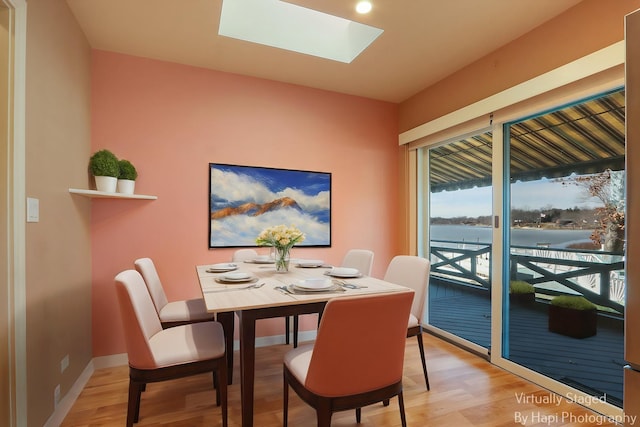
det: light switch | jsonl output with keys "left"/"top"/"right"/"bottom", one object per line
{"left": 26, "top": 197, "right": 39, "bottom": 222}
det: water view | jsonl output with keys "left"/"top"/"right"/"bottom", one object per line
{"left": 431, "top": 224, "right": 594, "bottom": 248}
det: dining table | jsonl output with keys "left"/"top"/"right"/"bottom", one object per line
{"left": 196, "top": 258, "right": 413, "bottom": 427}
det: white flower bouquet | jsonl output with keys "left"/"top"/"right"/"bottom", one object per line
{"left": 256, "top": 224, "right": 305, "bottom": 271}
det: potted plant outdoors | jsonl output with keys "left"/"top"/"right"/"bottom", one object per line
{"left": 89, "top": 149, "right": 119, "bottom": 192}
{"left": 509, "top": 280, "right": 535, "bottom": 305}
{"left": 548, "top": 295, "right": 597, "bottom": 338}
{"left": 117, "top": 159, "right": 138, "bottom": 195}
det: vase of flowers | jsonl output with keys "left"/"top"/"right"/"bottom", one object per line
{"left": 273, "top": 247, "right": 291, "bottom": 272}
{"left": 256, "top": 224, "right": 305, "bottom": 273}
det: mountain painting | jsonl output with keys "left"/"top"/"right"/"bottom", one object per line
{"left": 209, "top": 163, "right": 331, "bottom": 248}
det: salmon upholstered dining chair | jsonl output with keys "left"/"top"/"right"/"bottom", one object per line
{"left": 283, "top": 291, "right": 414, "bottom": 427}
{"left": 383, "top": 255, "right": 432, "bottom": 390}
{"left": 114, "top": 270, "right": 228, "bottom": 427}
{"left": 291, "top": 249, "right": 376, "bottom": 347}
{"left": 341, "top": 249, "right": 374, "bottom": 276}
{"left": 231, "top": 248, "right": 258, "bottom": 262}
{"left": 134, "top": 257, "right": 213, "bottom": 329}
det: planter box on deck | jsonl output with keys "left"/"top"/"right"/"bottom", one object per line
{"left": 548, "top": 305, "right": 597, "bottom": 338}
{"left": 510, "top": 293, "right": 535, "bottom": 305}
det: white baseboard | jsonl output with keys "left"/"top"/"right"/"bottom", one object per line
{"left": 253, "top": 330, "right": 317, "bottom": 349}
{"left": 43, "top": 331, "right": 318, "bottom": 425}
{"left": 43, "top": 361, "right": 95, "bottom": 427}
{"left": 92, "top": 352, "right": 129, "bottom": 369}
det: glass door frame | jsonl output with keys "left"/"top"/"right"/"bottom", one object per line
{"left": 489, "top": 109, "right": 625, "bottom": 421}
{"left": 416, "top": 94, "right": 625, "bottom": 420}
{"left": 419, "top": 128, "right": 493, "bottom": 357}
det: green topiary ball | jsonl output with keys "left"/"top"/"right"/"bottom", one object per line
{"left": 118, "top": 159, "right": 138, "bottom": 180}
{"left": 89, "top": 149, "right": 119, "bottom": 177}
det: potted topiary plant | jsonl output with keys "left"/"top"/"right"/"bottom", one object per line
{"left": 89, "top": 149, "right": 119, "bottom": 192}
{"left": 548, "top": 295, "right": 597, "bottom": 338}
{"left": 117, "top": 159, "right": 138, "bottom": 195}
{"left": 509, "top": 280, "right": 535, "bottom": 305}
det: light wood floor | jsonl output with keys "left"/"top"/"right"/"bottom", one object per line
{"left": 61, "top": 333, "right": 618, "bottom": 426}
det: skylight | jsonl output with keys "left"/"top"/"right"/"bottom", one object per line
{"left": 218, "top": 0, "right": 383, "bottom": 63}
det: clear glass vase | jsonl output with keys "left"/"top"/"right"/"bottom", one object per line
{"left": 274, "top": 247, "right": 290, "bottom": 272}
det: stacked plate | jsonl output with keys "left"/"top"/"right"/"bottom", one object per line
{"left": 291, "top": 278, "right": 335, "bottom": 292}
{"left": 296, "top": 259, "right": 325, "bottom": 268}
{"left": 215, "top": 271, "right": 256, "bottom": 284}
{"left": 251, "top": 256, "right": 274, "bottom": 264}
{"left": 325, "top": 267, "right": 361, "bottom": 278}
{"left": 206, "top": 263, "right": 238, "bottom": 273}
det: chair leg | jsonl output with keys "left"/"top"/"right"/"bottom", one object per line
{"left": 213, "top": 371, "right": 220, "bottom": 406}
{"left": 356, "top": 407, "right": 362, "bottom": 423}
{"left": 316, "top": 401, "right": 332, "bottom": 427}
{"left": 285, "top": 316, "right": 290, "bottom": 345}
{"left": 416, "top": 333, "right": 430, "bottom": 390}
{"left": 398, "top": 391, "right": 407, "bottom": 427}
{"left": 218, "top": 361, "right": 228, "bottom": 427}
{"left": 293, "top": 315, "right": 299, "bottom": 348}
{"left": 127, "top": 379, "right": 143, "bottom": 427}
{"left": 283, "top": 374, "right": 289, "bottom": 427}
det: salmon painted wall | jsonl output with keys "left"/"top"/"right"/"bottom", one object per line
{"left": 399, "top": 0, "right": 640, "bottom": 132}
{"left": 91, "top": 51, "right": 399, "bottom": 356}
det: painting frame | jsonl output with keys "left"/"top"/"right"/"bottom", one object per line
{"left": 209, "top": 163, "right": 332, "bottom": 248}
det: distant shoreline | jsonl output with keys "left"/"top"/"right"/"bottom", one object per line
{"left": 430, "top": 224, "right": 595, "bottom": 248}
{"left": 432, "top": 222, "right": 597, "bottom": 231}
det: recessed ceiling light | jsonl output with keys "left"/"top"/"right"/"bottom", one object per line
{"left": 356, "top": 1, "right": 372, "bottom": 14}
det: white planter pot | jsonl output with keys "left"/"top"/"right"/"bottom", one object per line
{"left": 117, "top": 179, "right": 136, "bottom": 195}
{"left": 94, "top": 176, "right": 117, "bottom": 193}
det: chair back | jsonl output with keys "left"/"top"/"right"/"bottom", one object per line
{"left": 114, "top": 270, "right": 163, "bottom": 369}
{"left": 341, "top": 249, "right": 374, "bottom": 276}
{"left": 383, "top": 255, "right": 431, "bottom": 321}
{"left": 305, "top": 291, "right": 414, "bottom": 396}
{"left": 134, "top": 258, "right": 169, "bottom": 315}
{"left": 232, "top": 249, "right": 258, "bottom": 262}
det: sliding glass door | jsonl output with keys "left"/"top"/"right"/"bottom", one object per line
{"left": 419, "top": 88, "right": 626, "bottom": 413}
{"left": 423, "top": 130, "right": 493, "bottom": 351}
{"left": 503, "top": 88, "right": 626, "bottom": 407}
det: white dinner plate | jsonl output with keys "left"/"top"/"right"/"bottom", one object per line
{"left": 223, "top": 272, "right": 251, "bottom": 281}
{"left": 325, "top": 267, "right": 361, "bottom": 278}
{"left": 206, "top": 263, "right": 238, "bottom": 273}
{"left": 251, "top": 257, "right": 275, "bottom": 264}
{"left": 296, "top": 259, "right": 325, "bottom": 268}
{"left": 294, "top": 278, "right": 333, "bottom": 290}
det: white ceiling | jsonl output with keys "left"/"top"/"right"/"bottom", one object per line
{"left": 66, "top": 0, "right": 583, "bottom": 103}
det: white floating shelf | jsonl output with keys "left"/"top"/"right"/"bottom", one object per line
{"left": 69, "top": 189, "right": 158, "bottom": 200}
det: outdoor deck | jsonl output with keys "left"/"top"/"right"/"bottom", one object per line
{"left": 428, "top": 278, "right": 625, "bottom": 407}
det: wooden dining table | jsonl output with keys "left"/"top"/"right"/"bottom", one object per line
{"left": 196, "top": 259, "right": 412, "bottom": 427}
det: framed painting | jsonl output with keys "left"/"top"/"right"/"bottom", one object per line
{"left": 209, "top": 163, "right": 331, "bottom": 248}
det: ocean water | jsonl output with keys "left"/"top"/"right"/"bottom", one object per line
{"left": 430, "top": 224, "right": 593, "bottom": 248}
